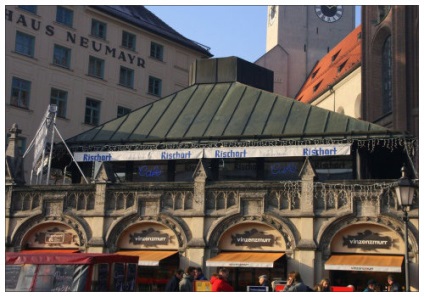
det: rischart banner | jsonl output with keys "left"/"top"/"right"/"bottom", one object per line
{"left": 73, "top": 144, "right": 351, "bottom": 162}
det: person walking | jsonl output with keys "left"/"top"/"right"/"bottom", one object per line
{"left": 211, "top": 268, "right": 234, "bottom": 292}
{"left": 164, "top": 269, "right": 184, "bottom": 292}
{"left": 282, "top": 271, "right": 309, "bottom": 292}
{"left": 363, "top": 279, "right": 376, "bottom": 292}
{"left": 179, "top": 266, "right": 196, "bottom": 292}
{"left": 387, "top": 274, "right": 401, "bottom": 292}
{"left": 194, "top": 267, "right": 208, "bottom": 280}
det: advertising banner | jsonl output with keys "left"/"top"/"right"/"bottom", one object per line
{"left": 74, "top": 144, "right": 351, "bottom": 162}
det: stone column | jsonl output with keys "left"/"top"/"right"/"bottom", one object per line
{"left": 184, "top": 160, "right": 207, "bottom": 268}
{"left": 297, "top": 158, "right": 317, "bottom": 287}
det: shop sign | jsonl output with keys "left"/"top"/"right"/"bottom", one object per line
{"left": 129, "top": 228, "right": 169, "bottom": 247}
{"left": 74, "top": 144, "right": 351, "bottom": 162}
{"left": 36, "top": 232, "right": 74, "bottom": 245}
{"left": 342, "top": 230, "right": 396, "bottom": 250}
{"left": 247, "top": 286, "right": 269, "bottom": 292}
{"left": 231, "top": 229, "right": 274, "bottom": 248}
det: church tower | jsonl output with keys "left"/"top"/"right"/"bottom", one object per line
{"left": 257, "top": 5, "right": 355, "bottom": 98}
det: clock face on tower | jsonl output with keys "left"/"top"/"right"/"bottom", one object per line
{"left": 315, "top": 5, "right": 343, "bottom": 23}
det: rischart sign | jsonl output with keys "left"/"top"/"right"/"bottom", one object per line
{"left": 231, "top": 229, "right": 275, "bottom": 248}
{"left": 74, "top": 144, "right": 351, "bottom": 162}
{"left": 342, "top": 230, "right": 396, "bottom": 251}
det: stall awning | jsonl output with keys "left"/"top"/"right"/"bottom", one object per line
{"left": 115, "top": 250, "right": 178, "bottom": 266}
{"left": 325, "top": 254, "right": 404, "bottom": 272}
{"left": 206, "top": 252, "right": 285, "bottom": 268}
{"left": 20, "top": 249, "right": 79, "bottom": 253}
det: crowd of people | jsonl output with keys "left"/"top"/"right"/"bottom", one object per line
{"left": 165, "top": 267, "right": 402, "bottom": 292}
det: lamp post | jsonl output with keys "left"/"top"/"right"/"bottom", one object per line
{"left": 393, "top": 166, "right": 416, "bottom": 292}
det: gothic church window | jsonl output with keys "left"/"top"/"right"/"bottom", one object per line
{"left": 382, "top": 35, "right": 392, "bottom": 114}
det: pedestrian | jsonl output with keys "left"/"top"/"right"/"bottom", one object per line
{"left": 282, "top": 271, "right": 310, "bottom": 292}
{"left": 194, "top": 267, "right": 208, "bottom": 280}
{"left": 258, "top": 274, "right": 271, "bottom": 291}
{"left": 314, "top": 278, "right": 331, "bottom": 292}
{"left": 387, "top": 274, "right": 401, "bottom": 292}
{"left": 211, "top": 268, "right": 234, "bottom": 292}
{"left": 164, "top": 269, "right": 184, "bottom": 292}
{"left": 179, "top": 266, "right": 196, "bottom": 292}
{"left": 363, "top": 279, "right": 376, "bottom": 292}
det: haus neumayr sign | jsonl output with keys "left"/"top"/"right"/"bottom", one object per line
{"left": 74, "top": 144, "right": 351, "bottom": 162}
{"left": 6, "top": 8, "right": 146, "bottom": 68}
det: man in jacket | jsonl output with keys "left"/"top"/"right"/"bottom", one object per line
{"left": 195, "top": 267, "right": 208, "bottom": 280}
{"left": 211, "top": 268, "right": 234, "bottom": 292}
{"left": 164, "top": 269, "right": 184, "bottom": 292}
{"left": 282, "top": 271, "right": 309, "bottom": 292}
{"left": 179, "top": 266, "right": 196, "bottom": 292}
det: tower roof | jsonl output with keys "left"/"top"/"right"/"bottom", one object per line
{"left": 295, "top": 25, "right": 362, "bottom": 103}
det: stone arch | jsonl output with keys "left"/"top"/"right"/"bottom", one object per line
{"left": 106, "top": 213, "right": 190, "bottom": 252}
{"left": 206, "top": 213, "right": 298, "bottom": 255}
{"left": 317, "top": 214, "right": 419, "bottom": 259}
{"left": 10, "top": 213, "right": 89, "bottom": 251}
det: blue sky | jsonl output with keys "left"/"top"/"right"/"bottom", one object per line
{"left": 146, "top": 6, "right": 362, "bottom": 63}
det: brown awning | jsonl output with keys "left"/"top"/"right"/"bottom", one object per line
{"left": 115, "top": 250, "right": 178, "bottom": 266}
{"left": 206, "top": 252, "right": 285, "bottom": 268}
{"left": 325, "top": 254, "right": 404, "bottom": 272}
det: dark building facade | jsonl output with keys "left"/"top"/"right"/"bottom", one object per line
{"left": 361, "top": 5, "right": 419, "bottom": 173}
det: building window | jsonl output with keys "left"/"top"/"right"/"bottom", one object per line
{"left": 53, "top": 44, "right": 71, "bottom": 68}
{"left": 117, "top": 106, "right": 131, "bottom": 118}
{"left": 85, "top": 98, "right": 101, "bottom": 125}
{"left": 382, "top": 35, "right": 392, "bottom": 114}
{"left": 122, "top": 31, "right": 136, "bottom": 51}
{"left": 11, "top": 77, "right": 31, "bottom": 109}
{"left": 50, "top": 88, "right": 68, "bottom": 118}
{"left": 148, "top": 76, "right": 162, "bottom": 97}
{"left": 5, "top": 134, "right": 27, "bottom": 155}
{"left": 150, "top": 42, "right": 164, "bottom": 61}
{"left": 91, "top": 19, "right": 107, "bottom": 39}
{"left": 15, "top": 31, "right": 35, "bottom": 57}
{"left": 119, "top": 66, "right": 134, "bottom": 88}
{"left": 88, "top": 56, "right": 105, "bottom": 79}
{"left": 56, "top": 6, "right": 73, "bottom": 27}
{"left": 18, "top": 5, "right": 37, "bottom": 14}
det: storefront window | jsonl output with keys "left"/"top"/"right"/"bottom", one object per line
{"left": 132, "top": 161, "right": 168, "bottom": 182}
{"left": 264, "top": 158, "right": 303, "bottom": 181}
{"left": 219, "top": 159, "right": 257, "bottom": 180}
{"left": 311, "top": 157, "right": 353, "bottom": 181}
{"left": 175, "top": 160, "right": 198, "bottom": 181}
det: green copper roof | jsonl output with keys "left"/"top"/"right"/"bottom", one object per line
{"left": 66, "top": 82, "right": 390, "bottom": 147}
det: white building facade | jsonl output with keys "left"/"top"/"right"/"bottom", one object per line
{"left": 5, "top": 5, "right": 212, "bottom": 181}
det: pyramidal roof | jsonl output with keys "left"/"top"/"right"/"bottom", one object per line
{"left": 296, "top": 25, "right": 362, "bottom": 103}
{"left": 66, "top": 78, "right": 391, "bottom": 150}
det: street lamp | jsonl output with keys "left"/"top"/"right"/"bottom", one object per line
{"left": 393, "top": 166, "right": 416, "bottom": 292}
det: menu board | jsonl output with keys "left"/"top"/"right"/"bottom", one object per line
{"left": 194, "top": 280, "right": 212, "bottom": 292}
{"left": 112, "top": 263, "right": 125, "bottom": 291}
{"left": 5, "top": 265, "right": 22, "bottom": 290}
{"left": 51, "top": 265, "right": 75, "bottom": 292}
{"left": 97, "top": 263, "right": 109, "bottom": 291}
{"left": 125, "top": 264, "right": 137, "bottom": 292}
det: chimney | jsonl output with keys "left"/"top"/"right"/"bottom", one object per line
{"left": 189, "top": 56, "right": 274, "bottom": 92}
